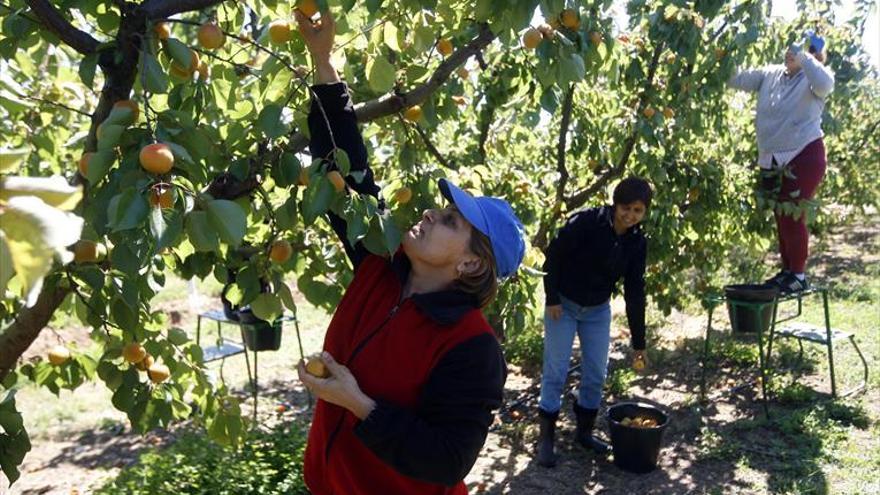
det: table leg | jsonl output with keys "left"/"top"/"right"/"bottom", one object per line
{"left": 822, "top": 290, "right": 837, "bottom": 398}
{"left": 755, "top": 305, "right": 770, "bottom": 419}
{"left": 700, "top": 306, "right": 715, "bottom": 402}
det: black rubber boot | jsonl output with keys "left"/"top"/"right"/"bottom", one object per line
{"left": 536, "top": 408, "right": 559, "bottom": 467}
{"left": 573, "top": 403, "right": 611, "bottom": 455}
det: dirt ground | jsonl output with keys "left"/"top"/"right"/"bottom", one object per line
{"left": 5, "top": 219, "right": 879, "bottom": 495}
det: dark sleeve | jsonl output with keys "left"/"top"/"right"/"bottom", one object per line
{"left": 307, "top": 82, "right": 382, "bottom": 269}
{"left": 624, "top": 236, "right": 647, "bottom": 350}
{"left": 542, "top": 212, "right": 587, "bottom": 305}
{"left": 353, "top": 333, "right": 506, "bottom": 486}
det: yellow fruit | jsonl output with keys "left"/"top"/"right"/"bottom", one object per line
{"left": 663, "top": 107, "right": 675, "bottom": 119}
{"left": 666, "top": 53, "right": 676, "bottom": 64}
{"left": 537, "top": 23, "right": 555, "bottom": 40}
{"left": 296, "top": 0, "right": 318, "bottom": 18}
{"left": 123, "top": 343, "right": 147, "bottom": 364}
{"left": 154, "top": 22, "right": 170, "bottom": 40}
{"left": 148, "top": 187, "right": 174, "bottom": 209}
{"left": 403, "top": 106, "right": 422, "bottom": 122}
{"left": 621, "top": 417, "right": 632, "bottom": 426}
{"left": 48, "top": 345, "right": 70, "bottom": 365}
{"left": 78, "top": 152, "right": 93, "bottom": 177}
{"left": 394, "top": 186, "right": 412, "bottom": 204}
{"left": 73, "top": 240, "right": 99, "bottom": 264}
{"left": 197, "top": 61, "right": 210, "bottom": 80}
{"left": 456, "top": 67, "right": 469, "bottom": 79}
{"left": 436, "top": 38, "right": 453, "bottom": 57}
{"left": 148, "top": 363, "right": 170, "bottom": 384}
{"left": 135, "top": 354, "right": 154, "bottom": 371}
{"left": 589, "top": 31, "right": 603, "bottom": 46}
{"left": 633, "top": 357, "right": 645, "bottom": 371}
{"left": 452, "top": 95, "right": 466, "bottom": 106}
{"left": 276, "top": 404, "right": 287, "bottom": 413}
{"left": 523, "top": 28, "right": 542, "bottom": 49}
{"left": 305, "top": 356, "right": 330, "bottom": 378}
{"left": 197, "top": 22, "right": 225, "bottom": 50}
{"left": 327, "top": 170, "right": 346, "bottom": 192}
{"left": 139, "top": 143, "right": 174, "bottom": 174}
{"left": 269, "top": 240, "right": 293, "bottom": 263}
{"left": 170, "top": 50, "right": 199, "bottom": 79}
{"left": 643, "top": 106, "right": 656, "bottom": 118}
{"left": 297, "top": 167, "right": 310, "bottom": 186}
{"left": 268, "top": 20, "right": 291, "bottom": 45}
{"left": 113, "top": 100, "right": 140, "bottom": 123}
{"left": 560, "top": 9, "right": 580, "bottom": 30}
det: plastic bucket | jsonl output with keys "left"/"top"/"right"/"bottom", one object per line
{"left": 724, "top": 284, "right": 779, "bottom": 334}
{"left": 607, "top": 402, "right": 670, "bottom": 473}
{"left": 239, "top": 311, "right": 283, "bottom": 351}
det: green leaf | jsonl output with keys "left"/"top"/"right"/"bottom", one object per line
{"left": 276, "top": 281, "right": 297, "bottom": 312}
{"left": 383, "top": 21, "right": 401, "bottom": 52}
{"left": 111, "top": 297, "right": 138, "bottom": 329}
{"left": 301, "top": 174, "right": 336, "bottom": 225}
{"left": 164, "top": 38, "right": 193, "bottom": 69}
{"left": 185, "top": 211, "right": 219, "bottom": 252}
{"left": 334, "top": 148, "right": 351, "bottom": 175}
{"left": 141, "top": 52, "right": 169, "bottom": 94}
{"left": 79, "top": 53, "right": 98, "bottom": 88}
{"left": 0, "top": 147, "right": 29, "bottom": 173}
{"left": 250, "top": 293, "right": 282, "bottom": 322}
{"left": 85, "top": 150, "right": 116, "bottom": 184}
{"left": 107, "top": 188, "right": 149, "bottom": 232}
{"left": 366, "top": 55, "right": 395, "bottom": 93}
{"left": 272, "top": 152, "right": 301, "bottom": 187}
{"left": 150, "top": 207, "right": 182, "bottom": 250}
{"left": 0, "top": 176, "right": 82, "bottom": 210}
{"left": 257, "top": 104, "right": 285, "bottom": 139}
{"left": 96, "top": 124, "right": 125, "bottom": 150}
{"left": 167, "top": 327, "right": 189, "bottom": 345}
{"left": 205, "top": 200, "right": 247, "bottom": 246}
{"left": 0, "top": 196, "right": 83, "bottom": 305}
{"left": 0, "top": 390, "right": 31, "bottom": 485}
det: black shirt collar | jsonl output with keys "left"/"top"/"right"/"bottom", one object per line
{"left": 390, "top": 254, "right": 480, "bottom": 326}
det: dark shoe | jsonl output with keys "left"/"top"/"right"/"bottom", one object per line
{"left": 764, "top": 270, "right": 789, "bottom": 287}
{"left": 777, "top": 273, "right": 809, "bottom": 295}
{"left": 573, "top": 403, "right": 611, "bottom": 456}
{"left": 536, "top": 408, "right": 559, "bottom": 467}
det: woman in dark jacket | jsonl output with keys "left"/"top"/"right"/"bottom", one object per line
{"left": 293, "top": 11, "right": 526, "bottom": 495}
{"left": 535, "top": 177, "right": 652, "bottom": 467}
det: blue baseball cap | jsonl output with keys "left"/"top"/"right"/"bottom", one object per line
{"left": 805, "top": 30, "right": 825, "bottom": 53}
{"left": 439, "top": 179, "right": 526, "bottom": 279}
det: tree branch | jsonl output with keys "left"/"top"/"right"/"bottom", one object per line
{"left": 25, "top": 0, "right": 100, "bottom": 54}
{"left": 142, "top": 0, "right": 226, "bottom": 19}
{"left": 414, "top": 123, "right": 456, "bottom": 169}
{"left": 0, "top": 285, "right": 70, "bottom": 382}
{"left": 564, "top": 42, "right": 665, "bottom": 210}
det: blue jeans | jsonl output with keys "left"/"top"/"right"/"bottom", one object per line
{"left": 538, "top": 296, "right": 612, "bottom": 413}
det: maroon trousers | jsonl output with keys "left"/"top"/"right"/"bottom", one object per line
{"left": 775, "top": 138, "right": 827, "bottom": 273}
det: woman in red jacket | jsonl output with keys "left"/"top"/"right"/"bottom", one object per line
{"left": 294, "top": 11, "right": 526, "bottom": 495}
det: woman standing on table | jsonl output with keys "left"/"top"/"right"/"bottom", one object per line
{"left": 293, "top": 10, "right": 526, "bottom": 495}
{"left": 535, "top": 177, "right": 652, "bottom": 468}
{"left": 728, "top": 30, "right": 834, "bottom": 294}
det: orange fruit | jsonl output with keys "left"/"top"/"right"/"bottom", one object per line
{"left": 560, "top": 9, "right": 580, "bottom": 29}
{"left": 73, "top": 240, "right": 99, "bottom": 264}
{"left": 436, "top": 38, "right": 453, "bottom": 56}
{"left": 48, "top": 345, "right": 70, "bottom": 365}
{"left": 296, "top": 0, "right": 318, "bottom": 18}
{"left": 269, "top": 240, "right": 293, "bottom": 263}
{"left": 327, "top": 170, "right": 346, "bottom": 192}
{"left": 452, "top": 95, "right": 466, "bottom": 106}
{"left": 305, "top": 356, "right": 330, "bottom": 378}
{"left": 123, "top": 343, "right": 147, "bottom": 364}
{"left": 170, "top": 50, "right": 199, "bottom": 79}
{"left": 523, "top": 28, "right": 542, "bottom": 49}
{"left": 394, "top": 187, "right": 412, "bottom": 204}
{"left": 148, "top": 363, "right": 170, "bottom": 383}
{"left": 589, "top": 31, "right": 603, "bottom": 46}
{"left": 135, "top": 354, "right": 154, "bottom": 371}
{"left": 78, "top": 152, "right": 93, "bottom": 177}
{"left": 403, "top": 106, "right": 422, "bottom": 122}
{"left": 139, "top": 143, "right": 174, "bottom": 174}
{"left": 663, "top": 107, "right": 675, "bottom": 119}
{"left": 197, "top": 22, "right": 225, "bottom": 50}
{"left": 197, "top": 61, "right": 210, "bottom": 80}
{"left": 113, "top": 99, "right": 140, "bottom": 123}
{"left": 268, "top": 20, "right": 291, "bottom": 45}
{"left": 643, "top": 106, "right": 656, "bottom": 118}
{"left": 456, "top": 67, "right": 469, "bottom": 79}
{"left": 154, "top": 22, "right": 170, "bottom": 40}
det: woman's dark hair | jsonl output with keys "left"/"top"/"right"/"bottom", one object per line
{"left": 453, "top": 229, "right": 498, "bottom": 309}
{"left": 612, "top": 176, "right": 653, "bottom": 208}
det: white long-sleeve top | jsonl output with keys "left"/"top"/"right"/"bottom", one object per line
{"left": 728, "top": 51, "right": 835, "bottom": 169}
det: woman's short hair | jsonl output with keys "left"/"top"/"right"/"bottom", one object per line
{"left": 612, "top": 176, "right": 653, "bottom": 208}
{"left": 454, "top": 229, "right": 498, "bottom": 309}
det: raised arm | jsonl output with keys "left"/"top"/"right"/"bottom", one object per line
{"left": 298, "top": 11, "right": 382, "bottom": 268}
{"left": 727, "top": 67, "right": 767, "bottom": 93}
{"left": 797, "top": 51, "right": 834, "bottom": 98}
